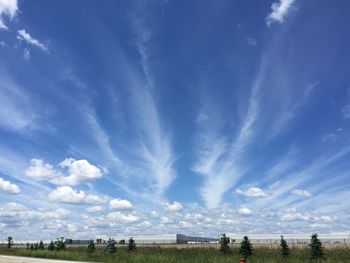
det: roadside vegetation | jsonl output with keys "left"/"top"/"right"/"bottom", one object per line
{"left": 0, "top": 234, "right": 348, "bottom": 262}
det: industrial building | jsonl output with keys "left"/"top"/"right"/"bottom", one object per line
{"left": 94, "top": 234, "right": 219, "bottom": 244}
{"left": 226, "top": 233, "right": 350, "bottom": 244}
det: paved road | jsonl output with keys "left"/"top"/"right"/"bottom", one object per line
{"left": 0, "top": 255, "right": 91, "bottom": 263}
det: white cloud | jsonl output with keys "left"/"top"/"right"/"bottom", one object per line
{"left": 164, "top": 201, "right": 183, "bottom": 212}
{"left": 280, "top": 208, "right": 310, "bottom": 221}
{"left": 266, "top": 0, "right": 296, "bottom": 26}
{"left": 0, "top": 0, "right": 18, "bottom": 30}
{"left": 107, "top": 211, "right": 139, "bottom": 223}
{"left": 23, "top": 48, "right": 30, "bottom": 61}
{"left": 109, "top": 198, "right": 134, "bottom": 210}
{"left": 291, "top": 189, "right": 312, "bottom": 198}
{"left": 25, "top": 159, "right": 60, "bottom": 181}
{"left": 0, "top": 177, "right": 20, "bottom": 194}
{"left": 194, "top": 60, "right": 265, "bottom": 208}
{"left": 236, "top": 187, "right": 268, "bottom": 198}
{"left": 160, "top": 216, "right": 173, "bottom": 224}
{"left": 238, "top": 207, "right": 253, "bottom": 216}
{"left": 342, "top": 105, "right": 350, "bottom": 119}
{"left": 0, "top": 40, "right": 6, "bottom": 46}
{"left": 17, "top": 29, "right": 48, "bottom": 52}
{"left": 25, "top": 158, "right": 103, "bottom": 186}
{"left": 48, "top": 186, "right": 105, "bottom": 204}
{"left": 85, "top": 205, "right": 104, "bottom": 213}
{"left": 55, "top": 158, "right": 103, "bottom": 186}
{"left": 247, "top": 37, "right": 257, "bottom": 46}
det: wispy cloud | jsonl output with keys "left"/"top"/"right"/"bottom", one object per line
{"left": 128, "top": 3, "right": 176, "bottom": 197}
{"left": 194, "top": 61, "right": 266, "bottom": 208}
{"left": 0, "top": 72, "right": 41, "bottom": 132}
{"left": 17, "top": 29, "right": 48, "bottom": 52}
{"left": 266, "top": 0, "right": 296, "bottom": 26}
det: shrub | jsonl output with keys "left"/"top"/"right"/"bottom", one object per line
{"left": 309, "top": 233, "right": 324, "bottom": 260}
{"left": 239, "top": 236, "right": 253, "bottom": 258}
{"left": 105, "top": 238, "right": 117, "bottom": 253}
{"left": 128, "top": 238, "right": 136, "bottom": 252}
{"left": 280, "top": 235, "right": 290, "bottom": 256}
{"left": 86, "top": 239, "right": 95, "bottom": 253}
{"left": 219, "top": 234, "right": 230, "bottom": 254}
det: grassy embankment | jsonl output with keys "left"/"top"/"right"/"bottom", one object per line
{"left": 0, "top": 246, "right": 349, "bottom": 262}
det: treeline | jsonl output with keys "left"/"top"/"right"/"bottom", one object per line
{"left": 219, "top": 233, "right": 324, "bottom": 260}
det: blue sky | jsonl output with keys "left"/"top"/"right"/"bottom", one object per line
{"left": 1, "top": 0, "right": 350, "bottom": 240}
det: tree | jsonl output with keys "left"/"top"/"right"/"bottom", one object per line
{"left": 219, "top": 234, "right": 230, "bottom": 254}
{"left": 128, "top": 238, "right": 136, "bottom": 252}
{"left": 48, "top": 241, "right": 55, "bottom": 251}
{"left": 7, "top": 237, "right": 13, "bottom": 249}
{"left": 239, "top": 236, "right": 253, "bottom": 258}
{"left": 280, "top": 236, "right": 290, "bottom": 256}
{"left": 38, "top": 240, "right": 45, "bottom": 250}
{"left": 54, "top": 237, "right": 65, "bottom": 251}
{"left": 105, "top": 238, "right": 116, "bottom": 253}
{"left": 86, "top": 239, "right": 96, "bottom": 253}
{"left": 30, "top": 243, "right": 34, "bottom": 250}
{"left": 309, "top": 233, "right": 324, "bottom": 260}
{"left": 119, "top": 239, "right": 126, "bottom": 244}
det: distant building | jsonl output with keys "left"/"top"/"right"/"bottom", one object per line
{"left": 94, "top": 234, "right": 219, "bottom": 244}
{"left": 226, "top": 233, "right": 350, "bottom": 244}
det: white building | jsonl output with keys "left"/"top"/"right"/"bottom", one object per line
{"left": 95, "top": 234, "right": 218, "bottom": 244}
{"left": 226, "top": 233, "right": 350, "bottom": 244}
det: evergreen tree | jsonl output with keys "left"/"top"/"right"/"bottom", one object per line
{"left": 7, "top": 237, "right": 13, "bottom": 249}
{"left": 30, "top": 243, "right": 34, "bottom": 250}
{"left": 48, "top": 241, "right": 55, "bottom": 251}
{"left": 119, "top": 239, "right": 125, "bottom": 244}
{"left": 26, "top": 243, "right": 30, "bottom": 250}
{"left": 54, "top": 237, "right": 66, "bottom": 251}
{"left": 309, "top": 234, "right": 324, "bottom": 260}
{"left": 239, "top": 236, "right": 253, "bottom": 258}
{"left": 86, "top": 239, "right": 96, "bottom": 253}
{"left": 105, "top": 238, "right": 117, "bottom": 253}
{"left": 280, "top": 236, "right": 290, "bottom": 256}
{"left": 219, "top": 233, "right": 230, "bottom": 254}
{"left": 128, "top": 238, "right": 136, "bottom": 251}
{"left": 38, "top": 240, "right": 45, "bottom": 250}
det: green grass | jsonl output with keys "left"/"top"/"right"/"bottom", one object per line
{"left": 0, "top": 246, "right": 349, "bottom": 262}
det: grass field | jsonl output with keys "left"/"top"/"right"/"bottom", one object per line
{"left": 0, "top": 246, "right": 349, "bottom": 263}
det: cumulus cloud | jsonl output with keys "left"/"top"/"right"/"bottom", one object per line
{"left": 0, "top": 177, "right": 20, "bottom": 194}
{"left": 55, "top": 158, "right": 103, "bottom": 186}
{"left": 164, "top": 201, "right": 183, "bottom": 212}
{"left": 17, "top": 29, "right": 48, "bottom": 52}
{"left": 238, "top": 207, "right": 253, "bottom": 216}
{"left": 109, "top": 198, "right": 134, "bottom": 210}
{"left": 266, "top": 0, "right": 295, "bottom": 26}
{"left": 236, "top": 187, "right": 268, "bottom": 198}
{"left": 291, "top": 189, "right": 312, "bottom": 198}
{"left": 0, "top": 0, "right": 18, "bottom": 30}
{"left": 107, "top": 211, "right": 139, "bottom": 223}
{"left": 48, "top": 186, "right": 105, "bottom": 204}
{"left": 280, "top": 208, "right": 310, "bottom": 221}
{"left": 25, "top": 158, "right": 103, "bottom": 186}
{"left": 25, "top": 159, "right": 61, "bottom": 181}
{"left": 85, "top": 205, "right": 105, "bottom": 213}
{"left": 160, "top": 216, "right": 173, "bottom": 224}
